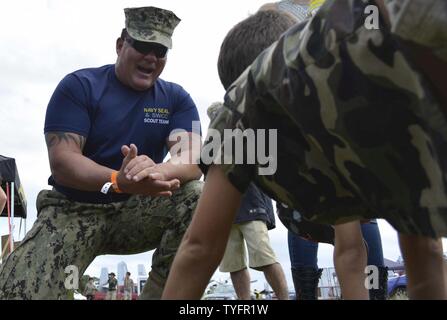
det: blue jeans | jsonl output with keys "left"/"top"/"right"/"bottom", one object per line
{"left": 361, "top": 220, "right": 385, "bottom": 267}
{"left": 288, "top": 220, "right": 384, "bottom": 269}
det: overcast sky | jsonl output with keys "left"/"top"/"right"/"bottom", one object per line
{"left": 1, "top": 0, "right": 445, "bottom": 292}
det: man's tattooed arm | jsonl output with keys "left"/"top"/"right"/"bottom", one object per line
{"left": 44, "top": 131, "right": 111, "bottom": 191}
{"left": 45, "top": 132, "right": 86, "bottom": 151}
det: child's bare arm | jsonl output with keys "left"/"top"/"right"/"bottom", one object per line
{"left": 162, "top": 165, "right": 242, "bottom": 299}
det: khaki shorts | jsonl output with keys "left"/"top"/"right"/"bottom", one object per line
{"left": 219, "top": 220, "right": 277, "bottom": 273}
{"left": 123, "top": 291, "right": 132, "bottom": 300}
{"left": 105, "top": 290, "right": 117, "bottom": 300}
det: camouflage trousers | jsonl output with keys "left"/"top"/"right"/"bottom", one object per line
{"left": 0, "top": 180, "right": 203, "bottom": 300}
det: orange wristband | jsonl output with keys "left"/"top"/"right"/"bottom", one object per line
{"left": 110, "top": 171, "right": 123, "bottom": 193}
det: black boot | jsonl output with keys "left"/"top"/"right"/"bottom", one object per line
{"left": 291, "top": 267, "right": 323, "bottom": 300}
{"left": 369, "top": 266, "right": 388, "bottom": 300}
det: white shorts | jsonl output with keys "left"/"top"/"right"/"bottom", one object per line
{"left": 219, "top": 220, "right": 277, "bottom": 273}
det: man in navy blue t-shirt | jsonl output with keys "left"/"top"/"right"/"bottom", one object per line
{"left": 0, "top": 6, "right": 202, "bottom": 300}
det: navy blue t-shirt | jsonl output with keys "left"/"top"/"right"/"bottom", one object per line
{"left": 44, "top": 64, "right": 200, "bottom": 203}
{"left": 235, "top": 183, "right": 275, "bottom": 230}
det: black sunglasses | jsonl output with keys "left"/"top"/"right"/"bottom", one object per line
{"left": 125, "top": 37, "right": 168, "bottom": 58}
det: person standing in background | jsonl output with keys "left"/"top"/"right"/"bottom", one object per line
{"left": 123, "top": 272, "right": 134, "bottom": 300}
{"left": 0, "top": 6, "right": 202, "bottom": 300}
{"left": 83, "top": 277, "right": 97, "bottom": 300}
{"left": 106, "top": 273, "right": 118, "bottom": 300}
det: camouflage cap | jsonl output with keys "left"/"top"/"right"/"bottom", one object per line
{"left": 124, "top": 6, "right": 181, "bottom": 49}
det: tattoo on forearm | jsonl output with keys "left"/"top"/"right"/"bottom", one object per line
{"left": 45, "top": 132, "right": 86, "bottom": 150}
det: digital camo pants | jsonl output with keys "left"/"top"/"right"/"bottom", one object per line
{"left": 0, "top": 180, "right": 202, "bottom": 300}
